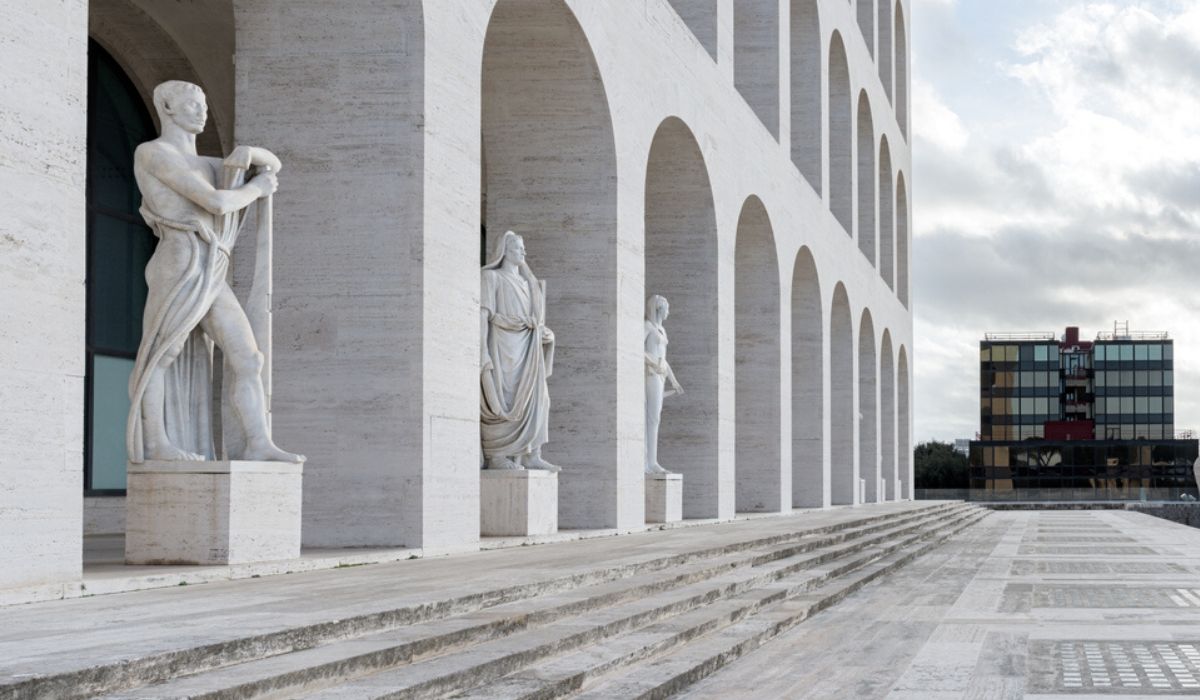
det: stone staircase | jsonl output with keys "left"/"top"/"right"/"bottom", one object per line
{"left": 10, "top": 502, "right": 986, "bottom": 700}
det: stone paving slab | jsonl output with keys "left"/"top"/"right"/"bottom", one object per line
{"left": 678, "top": 509, "right": 1200, "bottom": 699}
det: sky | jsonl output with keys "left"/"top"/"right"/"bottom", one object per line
{"left": 910, "top": 0, "right": 1200, "bottom": 443}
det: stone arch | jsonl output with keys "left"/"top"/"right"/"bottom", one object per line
{"left": 482, "top": 0, "right": 620, "bottom": 528}
{"left": 790, "top": 0, "right": 821, "bottom": 192}
{"left": 878, "top": 0, "right": 893, "bottom": 101}
{"left": 89, "top": 0, "right": 233, "bottom": 155}
{"left": 896, "top": 1, "right": 908, "bottom": 137}
{"left": 897, "top": 171, "right": 909, "bottom": 307}
{"left": 880, "top": 330, "right": 896, "bottom": 500}
{"left": 858, "top": 309, "right": 878, "bottom": 502}
{"left": 828, "top": 32, "right": 852, "bottom": 234}
{"left": 735, "top": 196, "right": 784, "bottom": 512}
{"left": 898, "top": 345, "right": 911, "bottom": 498}
{"left": 857, "top": 91, "right": 876, "bottom": 265}
{"left": 791, "top": 247, "right": 823, "bottom": 507}
{"left": 645, "top": 117, "right": 722, "bottom": 519}
{"left": 879, "top": 136, "right": 894, "bottom": 289}
{"left": 734, "top": 0, "right": 781, "bottom": 138}
{"left": 857, "top": 0, "right": 875, "bottom": 57}
{"left": 667, "top": 0, "right": 719, "bottom": 60}
{"left": 830, "top": 283, "right": 855, "bottom": 504}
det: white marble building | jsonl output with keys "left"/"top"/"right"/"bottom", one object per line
{"left": 0, "top": 0, "right": 912, "bottom": 598}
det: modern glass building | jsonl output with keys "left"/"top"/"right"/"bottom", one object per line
{"left": 969, "top": 326, "right": 1198, "bottom": 501}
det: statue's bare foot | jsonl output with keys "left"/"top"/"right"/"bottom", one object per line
{"left": 525, "top": 452, "right": 561, "bottom": 473}
{"left": 144, "top": 442, "right": 205, "bottom": 462}
{"left": 486, "top": 456, "right": 522, "bottom": 470}
{"left": 645, "top": 462, "right": 672, "bottom": 476}
{"left": 245, "top": 440, "right": 306, "bottom": 463}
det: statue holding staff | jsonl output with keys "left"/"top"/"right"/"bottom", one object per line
{"left": 645, "top": 295, "right": 684, "bottom": 475}
{"left": 127, "top": 80, "right": 302, "bottom": 464}
{"left": 480, "top": 231, "right": 560, "bottom": 472}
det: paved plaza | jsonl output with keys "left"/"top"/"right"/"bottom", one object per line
{"left": 1, "top": 504, "right": 1198, "bottom": 698}
{"left": 685, "top": 509, "right": 1200, "bottom": 698}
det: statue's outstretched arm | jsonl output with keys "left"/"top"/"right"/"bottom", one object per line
{"left": 138, "top": 145, "right": 275, "bottom": 216}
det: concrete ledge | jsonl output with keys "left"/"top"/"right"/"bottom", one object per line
{"left": 645, "top": 473, "right": 683, "bottom": 523}
{"left": 481, "top": 469, "right": 558, "bottom": 537}
{"left": 125, "top": 461, "right": 303, "bottom": 566}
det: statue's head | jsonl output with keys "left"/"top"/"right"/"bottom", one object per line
{"left": 501, "top": 230, "right": 526, "bottom": 265}
{"left": 647, "top": 295, "right": 669, "bottom": 324}
{"left": 153, "top": 81, "right": 207, "bottom": 135}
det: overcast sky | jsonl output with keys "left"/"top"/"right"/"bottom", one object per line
{"left": 911, "top": 0, "right": 1200, "bottom": 443}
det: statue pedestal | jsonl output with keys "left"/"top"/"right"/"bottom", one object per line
{"left": 125, "top": 461, "right": 303, "bottom": 565}
{"left": 480, "top": 469, "right": 558, "bottom": 537}
{"left": 645, "top": 473, "right": 683, "bottom": 523}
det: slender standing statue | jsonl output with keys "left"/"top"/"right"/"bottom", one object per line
{"left": 645, "top": 295, "right": 684, "bottom": 475}
{"left": 480, "top": 231, "right": 560, "bottom": 472}
{"left": 127, "top": 80, "right": 303, "bottom": 464}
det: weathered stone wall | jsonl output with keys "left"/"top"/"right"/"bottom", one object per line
{"left": 0, "top": 0, "right": 88, "bottom": 595}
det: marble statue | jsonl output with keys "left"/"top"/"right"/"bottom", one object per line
{"left": 480, "top": 231, "right": 560, "bottom": 472}
{"left": 645, "top": 295, "right": 684, "bottom": 475}
{"left": 126, "top": 80, "right": 303, "bottom": 464}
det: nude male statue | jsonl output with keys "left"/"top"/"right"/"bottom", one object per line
{"left": 126, "top": 80, "right": 303, "bottom": 464}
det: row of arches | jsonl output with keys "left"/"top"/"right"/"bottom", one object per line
{"left": 480, "top": 0, "right": 912, "bottom": 517}
{"left": 830, "top": 32, "right": 911, "bottom": 307}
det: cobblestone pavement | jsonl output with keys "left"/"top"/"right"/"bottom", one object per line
{"left": 679, "top": 509, "right": 1200, "bottom": 699}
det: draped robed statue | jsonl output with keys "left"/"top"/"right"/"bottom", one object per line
{"left": 480, "top": 231, "right": 561, "bottom": 472}
{"left": 127, "top": 80, "right": 303, "bottom": 464}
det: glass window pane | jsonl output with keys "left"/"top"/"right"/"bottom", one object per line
{"left": 1166, "top": 397, "right": 1174, "bottom": 413}
{"left": 1035, "top": 398, "right": 1048, "bottom": 414}
{"left": 1035, "top": 345, "right": 1048, "bottom": 362}
{"left": 1165, "top": 371, "right": 1174, "bottom": 386}
{"left": 1121, "top": 371, "right": 1133, "bottom": 387}
{"left": 1120, "top": 345, "right": 1134, "bottom": 361}
{"left": 1149, "top": 371, "right": 1162, "bottom": 386}
{"left": 1021, "top": 371, "right": 1034, "bottom": 388}
{"left": 1121, "top": 397, "right": 1134, "bottom": 414}
{"left": 1006, "top": 346, "right": 1019, "bottom": 362}
{"left": 1020, "top": 345, "right": 1034, "bottom": 362}
{"left": 1136, "top": 370, "right": 1148, "bottom": 387}
{"left": 1108, "top": 397, "right": 1121, "bottom": 414}
{"left": 1135, "top": 397, "right": 1148, "bottom": 414}
{"left": 1150, "top": 396, "right": 1163, "bottom": 413}
{"left": 1135, "top": 344, "right": 1149, "bottom": 361}
{"left": 1149, "top": 344, "right": 1162, "bottom": 361}
{"left": 1165, "top": 344, "right": 1174, "bottom": 360}
{"left": 981, "top": 346, "right": 992, "bottom": 362}
{"left": 89, "top": 355, "right": 133, "bottom": 490}
{"left": 1095, "top": 372, "right": 1106, "bottom": 387}
{"left": 1021, "top": 398, "right": 1034, "bottom": 414}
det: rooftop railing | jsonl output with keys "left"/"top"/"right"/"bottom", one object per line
{"left": 1095, "top": 330, "right": 1170, "bottom": 341}
{"left": 983, "top": 332, "right": 1057, "bottom": 342}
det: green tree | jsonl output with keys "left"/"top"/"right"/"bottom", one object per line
{"left": 914, "top": 441, "right": 969, "bottom": 490}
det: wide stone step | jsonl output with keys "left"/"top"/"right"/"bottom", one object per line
{"left": 277, "top": 507, "right": 979, "bottom": 700}
{"left": 569, "top": 509, "right": 989, "bottom": 700}
{"left": 2, "top": 504, "right": 964, "bottom": 700}
{"left": 101, "top": 505, "right": 972, "bottom": 700}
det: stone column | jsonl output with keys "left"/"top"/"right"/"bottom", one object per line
{"left": 0, "top": 0, "right": 87, "bottom": 596}
{"left": 233, "top": 1, "right": 480, "bottom": 553}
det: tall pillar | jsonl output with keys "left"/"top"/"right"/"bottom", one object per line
{"left": 0, "top": 0, "right": 88, "bottom": 595}
{"left": 234, "top": 1, "right": 480, "bottom": 552}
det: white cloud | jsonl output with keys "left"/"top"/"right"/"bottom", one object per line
{"left": 913, "top": 0, "right": 1200, "bottom": 442}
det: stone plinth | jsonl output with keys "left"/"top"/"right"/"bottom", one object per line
{"left": 645, "top": 473, "right": 683, "bottom": 523}
{"left": 480, "top": 470, "right": 558, "bottom": 537}
{"left": 125, "top": 461, "right": 303, "bottom": 565}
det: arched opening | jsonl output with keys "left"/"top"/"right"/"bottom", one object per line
{"left": 857, "top": 0, "right": 875, "bottom": 57}
{"left": 857, "top": 91, "right": 876, "bottom": 265}
{"left": 667, "top": 0, "right": 719, "bottom": 60}
{"left": 858, "top": 310, "right": 878, "bottom": 502}
{"left": 828, "top": 32, "right": 852, "bottom": 234}
{"left": 896, "top": 1, "right": 908, "bottom": 138}
{"left": 897, "top": 172, "right": 909, "bottom": 307}
{"left": 878, "top": 0, "right": 893, "bottom": 101}
{"left": 734, "top": 0, "right": 781, "bottom": 138}
{"left": 879, "top": 136, "right": 894, "bottom": 289}
{"left": 898, "top": 345, "right": 911, "bottom": 498}
{"left": 735, "top": 197, "right": 784, "bottom": 512}
{"left": 84, "top": 39, "right": 158, "bottom": 499}
{"left": 482, "top": 0, "right": 620, "bottom": 528}
{"left": 644, "top": 117, "right": 723, "bottom": 519}
{"left": 830, "top": 284, "right": 855, "bottom": 504}
{"left": 880, "top": 331, "right": 896, "bottom": 500}
{"left": 791, "top": 248, "right": 824, "bottom": 508}
{"left": 789, "top": 0, "right": 821, "bottom": 192}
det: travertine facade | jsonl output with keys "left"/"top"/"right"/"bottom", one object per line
{"left": 0, "top": 0, "right": 913, "bottom": 598}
